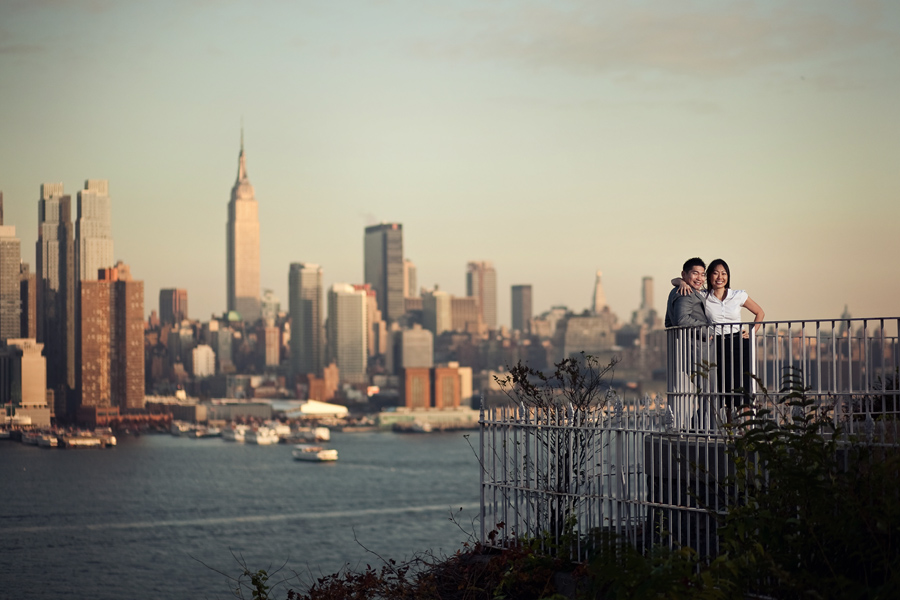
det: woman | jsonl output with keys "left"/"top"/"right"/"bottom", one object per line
{"left": 703, "top": 259, "right": 765, "bottom": 414}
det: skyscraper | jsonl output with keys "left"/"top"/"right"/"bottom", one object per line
{"left": 422, "top": 288, "right": 451, "bottom": 336}
{"left": 289, "top": 263, "right": 323, "bottom": 378}
{"left": 227, "top": 132, "right": 261, "bottom": 323}
{"left": 75, "top": 180, "right": 114, "bottom": 283}
{"left": 36, "top": 183, "right": 76, "bottom": 395}
{"left": 389, "top": 325, "right": 433, "bottom": 375}
{"left": 79, "top": 262, "right": 144, "bottom": 414}
{"left": 466, "top": 261, "right": 497, "bottom": 330}
{"left": 0, "top": 206, "right": 21, "bottom": 341}
{"left": 159, "top": 288, "right": 188, "bottom": 326}
{"left": 352, "top": 284, "right": 387, "bottom": 358}
{"left": 19, "top": 263, "right": 36, "bottom": 339}
{"left": 631, "top": 276, "right": 658, "bottom": 329}
{"left": 364, "top": 223, "right": 404, "bottom": 323}
{"left": 511, "top": 284, "right": 533, "bottom": 334}
{"left": 326, "top": 283, "right": 368, "bottom": 384}
{"left": 403, "top": 259, "right": 417, "bottom": 298}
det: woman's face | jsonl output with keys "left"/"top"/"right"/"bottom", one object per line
{"left": 710, "top": 265, "right": 729, "bottom": 290}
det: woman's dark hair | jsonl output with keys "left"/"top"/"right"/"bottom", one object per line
{"left": 706, "top": 258, "right": 731, "bottom": 292}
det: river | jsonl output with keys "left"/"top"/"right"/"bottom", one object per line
{"left": 0, "top": 430, "right": 482, "bottom": 599}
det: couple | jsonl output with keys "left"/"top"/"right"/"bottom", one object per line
{"left": 665, "top": 257, "right": 765, "bottom": 427}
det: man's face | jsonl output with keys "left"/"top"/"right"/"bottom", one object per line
{"left": 682, "top": 266, "right": 705, "bottom": 291}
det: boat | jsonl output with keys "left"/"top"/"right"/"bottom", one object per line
{"left": 222, "top": 424, "right": 249, "bottom": 443}
{"left": 392, "top": 421, "right": 433, "bottom": 433}
{"left": 170, "top": 421, "right": 192, "bottom": 436}
{"left": 60, "top": 435, "right": 103, "bottom": 448}
{"left": 22, "top": 431, "right": 42, "bottom": 445}
{"left": 245, "top": 426, "right": 279, "bottom": 445}
{"left": 285, "top": 426, "right": 331, "bottom": 444}
{"left": 292, "top": 444, "right": 338, "bottom": 462}
{"left": 192, "top": 425, "right": 222, "bottom": 438}
{"left": 38, "top": 434, "right": 59, "bottom": 448}
{"left": 264, "top": 421, "right": 292, "bottom": 439}
{"left": 186, "top": 425, "right": 222, "bottom": 438}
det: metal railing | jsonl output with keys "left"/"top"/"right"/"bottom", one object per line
{"left": 479, "top": 317, "right": 900, "bottom": 560}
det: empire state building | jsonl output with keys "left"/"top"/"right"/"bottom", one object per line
{"left": 226, "top": 133, "right": 261, "bottom": 323}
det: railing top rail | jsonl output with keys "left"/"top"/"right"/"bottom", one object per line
{"left": 665, "top": 316, "right": 900, "bottom": 329}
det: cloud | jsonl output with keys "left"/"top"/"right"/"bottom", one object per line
{"left": 424, "top": 1, "right": 900, "bottom": 80}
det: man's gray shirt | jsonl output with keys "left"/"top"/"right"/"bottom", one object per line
{"left": 664, "top": 287, "right": 707, "bottom": 328}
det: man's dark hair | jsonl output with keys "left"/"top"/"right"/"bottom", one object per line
{"left": 682, "top": 257, "right": 705, "bottom": 272}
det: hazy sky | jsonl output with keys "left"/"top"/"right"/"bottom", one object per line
{"left": 2, "top": 0, "right": 899, "bottom": 328}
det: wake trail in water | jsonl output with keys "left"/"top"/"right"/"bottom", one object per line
{"left": 6, "top": 502, "right": 481, "bottom": 534}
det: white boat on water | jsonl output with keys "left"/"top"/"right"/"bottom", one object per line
{"left": 38, "top": 434, "right": 58, "bottom": 448}
{"left": 285, "top": 426, "right": 331, "bottom": 443}
{"left": 94, "top": 428, "right": 117, "bottom": 446}
{"left": 170, "top": 421, "right": 192, "bottom": 436}
{"left": 292, "top": 444, "right": 338, "bottom": 462}
{"left": 245, "top": 426, "right": 279, "bottom": 445}
{"left": 60, "top": 435, "right": 103, "bottom": 448}
{"left": 189, "top": 425, "right": 222, "bottom": 438}
{"left": 265, "top": 421, "right": 292, "bottom": 439}
{"left": 222, "top": 424, "right": 249, "bottom": 443}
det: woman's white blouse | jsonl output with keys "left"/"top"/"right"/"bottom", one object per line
{"left": 704, "top": 289, "right": 749, "bottom": 336}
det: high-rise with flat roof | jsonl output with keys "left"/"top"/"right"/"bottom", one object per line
{"left": 352, "top": 284, "right": 387, "bottom": 358}
{"left": 466, "top": 261, "right": 497, "bottom": 330}
{"left": 422, "top": 288, "right": 451, "bottom": 336}
{"left": 19, "top": 263, "right": 36, "bottom": 339}
{"left": 364, "top": 223, "right": 404, "bottom": 323}
{"left": 0, "top": 338, "right": 51, "bottom": 428}
{"left": 511, "top": 284, "right": 533, "bottom": 334}
{"left": 78, "top": 262, "right": 144, "bottom": 415}
{"left": 159, "top": 288, "right": 188, "bottom": 326}
{"left": 389, "top": 325, "right": 433, "bottom": 375}
{"left": 403, "top": 259, "right": 417, "bottom": 298}
{"left": 326, "top": 283, "right": 368, "bottom": 384}
{"left": 0, "top": 194, "right": 21, "bottom": 341}
{"left": 227, "top": 133, "right": 261, "bottom": 323}
{"left": 289, "top": 263, "right": 323, "bottom": 379}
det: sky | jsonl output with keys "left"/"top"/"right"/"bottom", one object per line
{"left": 2, "top": 0, "right": 899, "bottom": 329}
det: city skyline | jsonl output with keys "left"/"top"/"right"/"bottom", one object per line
{"left": 1, "top": 1, "right": 898, "bottom": 327}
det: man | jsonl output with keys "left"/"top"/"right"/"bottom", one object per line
{"left": 665, "top": 257, "right": 708, "bottom": 431}
{"left": 664, "top": 257, "right": 707, "bottom": 327}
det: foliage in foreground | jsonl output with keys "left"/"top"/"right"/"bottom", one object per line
{"left": 230, "top": 367, "right": 900, "bottom": 600}
{"left": 585, "top": 368, "right": 900, "bottom": 599}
